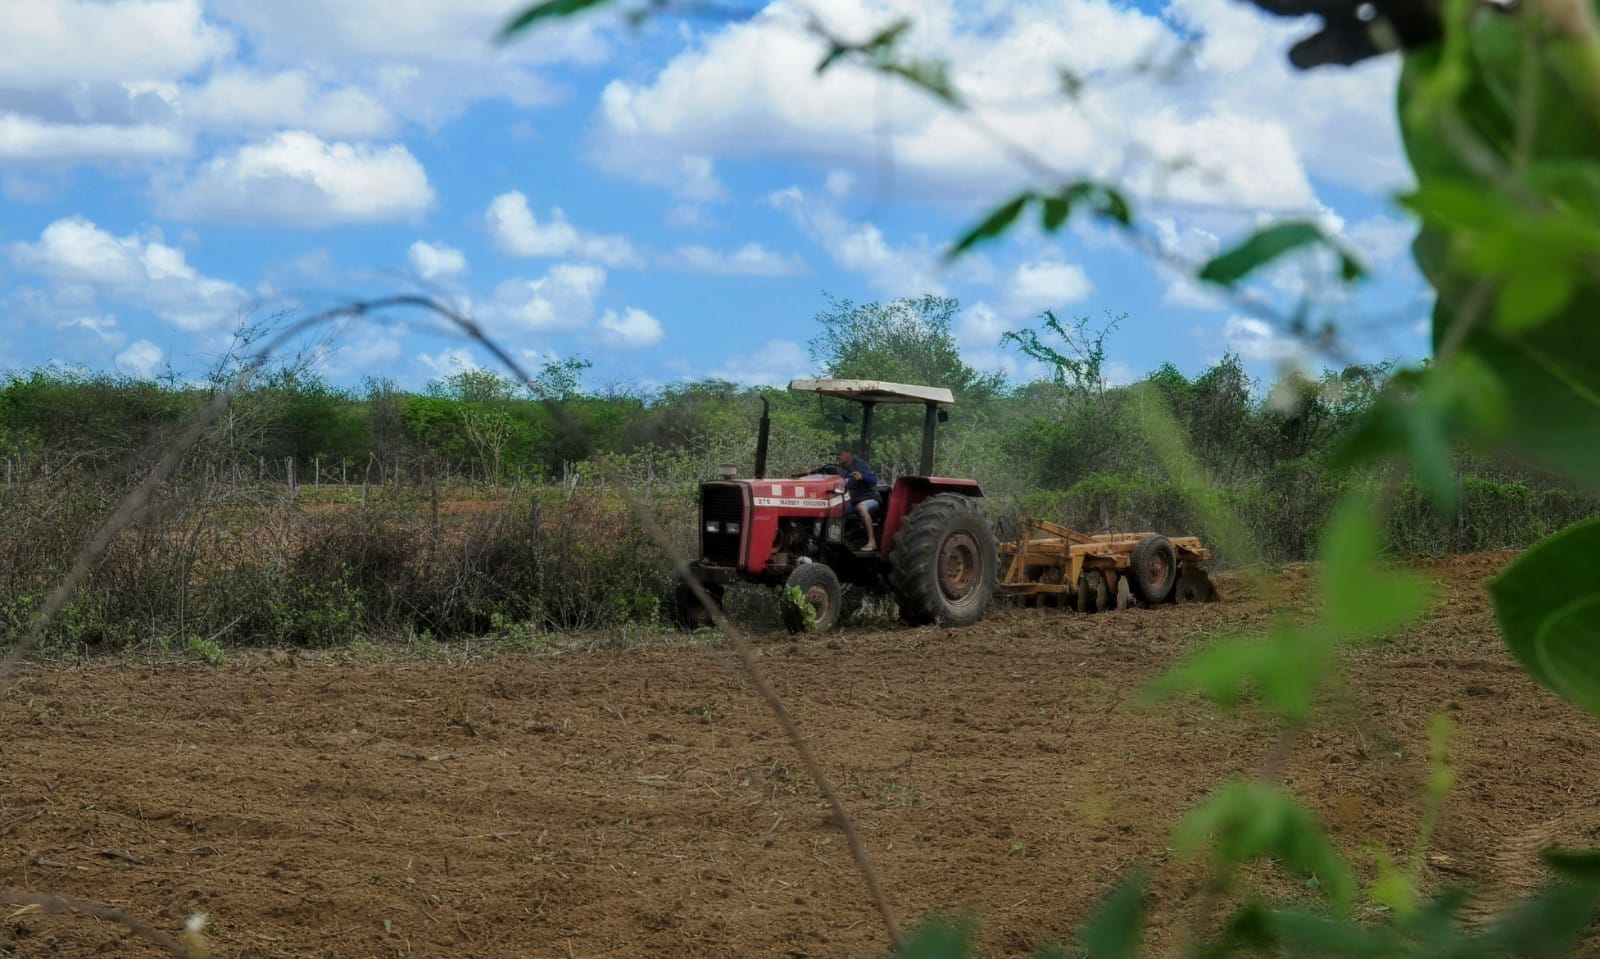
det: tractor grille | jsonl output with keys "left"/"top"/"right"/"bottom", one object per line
{"left": 700, "top": 483, "right": 747, "bottom": 566}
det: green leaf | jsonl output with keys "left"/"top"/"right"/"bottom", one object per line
{"left": 1078, "top": 871, "right": 1146, "bottom": 959}
{"left": 1070, "top": 183, "right": 1133, "bottom": 226}
{"left": 1041, "top": 196, "right": 1071, "bottom": 232}
{"left": 1336, "top": 249, "right": 1366, "bottom": 282}
{"left": 816, "top": 42, "right": 849, "bottom": 74}
{"left": 1369, "top": 846, "right": 1419, "bottom": 916}
{"left": 1176, "top": 781, "right": 1356, "bottom": 914}
{"left": 1471, "top": 880, "right": 1600, "bottom": 957}
{"left": 1489, "top": 518, "right": 1600, "bottom": 718}
{"left": 1139, "top": 624, "right": 1332, "bottom": 723}
{"left": 1541, "top": 847, "right": 1600, "bottom": 882}
{"left": 499, "top": 0, "right": 614, "bottom": 40}
{"left": 1255, "top": 908, "right": 1385, "bottom": 955}
{"left": 1317, "top": 495, "right": 1432, "bottom": 642}
{"left": 865, "top": 19, "right": 913, "bottom": 52}
{"left": 1495, "top": 266, "right": 1578, "bottom": 332}
{"left": 1144, "top": 495, "right": 1430, "bottom": 723}
{"left": 1526, "top": 161, "right": 1600, "bottom": 221}
{"left": 947, "top": 193, "right": 1033, "bottom": 260}
{"left": 1453, "top": 314, "right": 1600, "bottom": 490}
{"left": 1035, "top": 183, "right": 1133, "bottom": 234}
{"left": 881, "top": 60, "right": 963, "bottom": 106}
{"left": 1105, "top": 193, "right": 1131, "bottom": 226}
{"left": 1199, "top": 222, "right": 1357, "bottom": 288}
{"left": 1401, "top": 179, "right": 1520, "bottom": 231}
{"left": 897, "top": 915, "right": 975, "bottom": 959}
{"left": 1329, "top": 358, "right": 1509, "bottom": 509}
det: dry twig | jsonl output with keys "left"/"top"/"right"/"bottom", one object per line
{"left": 1, "top": 889, "right": 196, "bottom": 957}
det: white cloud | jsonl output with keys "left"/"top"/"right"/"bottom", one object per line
{"left": 675, "top": 155, "right": 727, "bottom": 203}
{"left": 0, "top": 0, "right": 232, "bottom": 90}
{"left": 1346, "top": 214, "right": 1418, "bottom": 270}
{"left": 114, "top": 339, "right": 165, "bottom": 378}
{"left": 1223, "top": 314, "right": 1305, "bottom": 364}
{"left": 592, "top": 0, "right": 1404, "bottom": 211}
{"left": 769, "top": 185, "right": 944, "bottom": 296}
{"left": 487, "top": 263, "right": 607, "bottom": 334}
{"left": 418, "top": 346, "right": 482, "bottom": 378}
{"left": 825, "top": 170, "right": 856, "bottom": 200}
{"left": 61, "top": 314, "right": 127, "bottom": 347}
{"left": 408, "top": 240, "right": 468, "bottom": 280}
{"left": 957, "top": 301, "right": 1009, "bottom": 348}
{"left": 485, "top": 191, "right": 640, "bottom": 267}
{"left": 667, "top": 243, "right": 806, "bottom": 276}
{"left": 707, "top": 339, "right": 808, "bottom": 386}
{"left": 0, "top": 113, "right": 188, "bottom": 162}
{"left": 1154, "top": 217, "right": 1225, "bottom": 309}
{"left": 160, "top": 131, "right": 434, "bottom": 227}
{"left": 182, "top": 69, "right": 397, "bottom": 139}
{"left": 211, "top": 0, "right": 609, "bottom": 70}
{"left": 11, "top": 215, "right": 247, "bottom": 330}
{"left": 1008, "top": 258, "right": 1093, "bottom": 314}
{"left": 598, "top": 307, "right": 664, "bottom": 349}
{"left": 317, "top": 333, "right": 404, "bottom": 379}
{"left": 0, "top": 0, "right": 618, "bottom": 172}
{"left": 210, "top": 0, "right": 613, "bottom": 127}
{"left": 955, "top": 300, "right": 1042, "bottom": 381}
{"left": 1126, "top": 111, "right": 1313, "bottom": 210}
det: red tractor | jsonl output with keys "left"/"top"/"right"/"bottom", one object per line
{"left": 672, "top": 379, "right": 998, "bottom": 631}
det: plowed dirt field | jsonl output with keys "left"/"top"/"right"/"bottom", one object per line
{"left": 4, "top": 552, "right": 1598, "bottom": 958}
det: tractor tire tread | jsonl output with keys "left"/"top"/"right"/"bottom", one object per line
{"left": 888, "top": 493, "right": 997, "bottom": 627}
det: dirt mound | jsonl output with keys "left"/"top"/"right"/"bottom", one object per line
{"left": 2, "top": 551, "right": 1591, "bottom": 957}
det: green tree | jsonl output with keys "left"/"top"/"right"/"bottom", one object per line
{"left": 808, "top": 294, "right": 1005, "bottom": 402}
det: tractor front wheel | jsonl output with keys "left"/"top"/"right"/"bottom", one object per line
{"left": 889, "top": 494, "right": 997, "bottom": 627}
{"left": 784, "top": 563, "right": 842, "bottom": 633}
{"left": 671, "top": 576, "right": 724, "bottom": 630}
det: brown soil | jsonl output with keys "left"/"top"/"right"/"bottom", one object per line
{"left": 3, "top": 551, "right": 1596, "bottom": 958}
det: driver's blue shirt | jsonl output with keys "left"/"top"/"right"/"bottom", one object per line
{"left": 822, "top": 458, "right": 879, "bottom": 505}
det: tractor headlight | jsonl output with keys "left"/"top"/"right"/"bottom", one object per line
{"left": 705, "top": 520, "right": 721, "bottom": 533}
{"left": 725, "top": 522, "right": 740, "bottom": 535}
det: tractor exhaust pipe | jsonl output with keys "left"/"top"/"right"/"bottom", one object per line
{"left": 754, "top": 394, "right": 770, "bottom": 478}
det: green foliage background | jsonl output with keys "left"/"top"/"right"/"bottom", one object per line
{"left": 0, "top": 291, "right": 1591, "bottom": 657}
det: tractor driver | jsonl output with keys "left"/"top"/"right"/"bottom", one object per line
{"left": 823, "top": 447, "right": 881, "bottom": 551}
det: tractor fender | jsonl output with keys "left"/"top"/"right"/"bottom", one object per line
{"left": 881, "top": 477, "right": 983, "bottom": 555}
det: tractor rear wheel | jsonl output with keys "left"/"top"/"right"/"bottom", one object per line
{"left": 1129, "top": 534, "right": 1178, "bottom": 604}
{"left": 889, "top": 494, "right": 997, "bottom": 627}
{"left": 784, "top": 563, "right": 841, "bottom": 633}
{"left": 671, "top": 576, "right": 724, "bottom": 630}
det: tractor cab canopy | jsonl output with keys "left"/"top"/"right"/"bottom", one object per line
{"left": 787, "top": 379, "right": 955, "bottom": 407}
{"left": 787, "top": 378, "right": 953, "bottom": 476}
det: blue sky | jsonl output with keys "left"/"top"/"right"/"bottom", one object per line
{"left": 0, "top": 0, "right": 1428, "bottom": 394}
